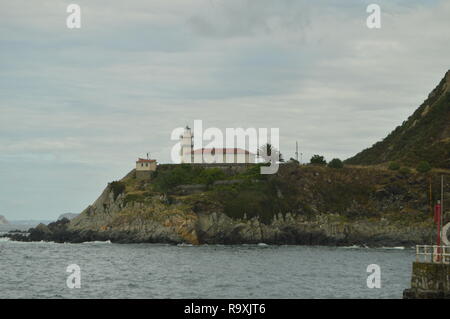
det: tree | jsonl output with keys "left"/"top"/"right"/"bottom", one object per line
{"left": 310, "top": 155, "right": 326, "bottom": 165}
{"left": 152, "top": 165, "right": 195, "bottom": 192}
{"left": 258, "top": 143, "right": 284, "bottom": 163}
{"left": 416, "top": 161, "right": 432, "bottom": 173}
{"left": 328, "top": 158, "right": 344, "bottom": 169}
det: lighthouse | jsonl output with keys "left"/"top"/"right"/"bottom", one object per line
{"left": 180, "top": 125, "right": 193, "bottom": 163}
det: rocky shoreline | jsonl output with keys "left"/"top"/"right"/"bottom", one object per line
{"left": 3, "top": 211, "right": 433, "bottom": 247}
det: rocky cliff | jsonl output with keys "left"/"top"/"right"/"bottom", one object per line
{"left": 8, "top": 163, "right": 448, "bottom": 246}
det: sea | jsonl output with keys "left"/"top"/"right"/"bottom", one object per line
{"left": 0, "top": 224, "right": 414, "bottom": 299}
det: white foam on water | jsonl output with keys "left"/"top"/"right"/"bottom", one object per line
{"left": 81, "top": 240, "right": 112, "bottom": 244}
{"left": 257, "top": 243, "right": 268, "bottom": 246}
{"left": 381, "top": 246, "right": 405, "bottom": 250}
{"left": 341, "top": 245, "right": 362, "bottom": 249}
{"left": 2, "top": 239, "right": 57, "bottom": 244}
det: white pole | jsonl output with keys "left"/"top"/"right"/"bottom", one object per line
{"left": 441, "top": 175, "right": 444, "bottom": 248}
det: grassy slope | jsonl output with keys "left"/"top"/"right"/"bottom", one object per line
{"left": 115, "top": 163, "right": 447, "bottom": 228}
{"left": 345, "top": 70, "right": 450, "bottom": 169}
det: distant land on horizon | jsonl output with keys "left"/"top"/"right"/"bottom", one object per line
{"left": 57, "top": 213, "right": 79, "bottom": 221}
{"left": 7, "top": 219, "right": 53, "bottom": 226}
{"left": 0, "top": 215, "right": 9, "bottom": 225}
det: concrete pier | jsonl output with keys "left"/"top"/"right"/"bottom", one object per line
{"left": 403, "top": 262, "right": 450, "bottom": 299}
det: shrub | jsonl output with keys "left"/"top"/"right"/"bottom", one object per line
{"left": 123, "top": 193, "right": 146, "bottom": 205}
{"left": 399, "top": 167, "right": 411, "bottom": 175}
{"left": 310, "top": 155, "right": 327, "bottom": 165}
{"left": 388, "top": 162, "right": 400, "bottom": 171}
{"left": 211, "top": 181, "right": 294, "bottom": 224}
{"left": 110, "top": 181, "right": 126, "bottom": 200}
{"left": 195, "top": 168, "right": 226, "bottom": 186}
{"left": 238, "top": 164, "right": 268, "bottom": 180}
{"left": 153, "top": 165, "right": 228, "bottom": 192}
{"left": 416, "top": 161, "right": 432, "bottom": 173}
{"left": 328, "top": 158, "right": 344, "bottom": 169}
{"left": 152, "top": 165, "right": 196, "bottom": 192}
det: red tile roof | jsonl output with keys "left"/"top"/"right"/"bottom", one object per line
{"left": 186, "top": 148, "right": 253, "bottom": 155}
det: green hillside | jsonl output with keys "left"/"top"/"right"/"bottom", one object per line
{"left": 346, "top": 70, "right": 450, "bottom": 169}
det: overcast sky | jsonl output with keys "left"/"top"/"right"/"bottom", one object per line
{"left": 1, "top": 0, "right": 449, "bottom": 220}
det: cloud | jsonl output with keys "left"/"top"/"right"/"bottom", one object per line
{"left": 187, "top": 0, "right": 312, "bottom": 38}
{"left": 0, "top": 0, "right": 449, "bottom": 219}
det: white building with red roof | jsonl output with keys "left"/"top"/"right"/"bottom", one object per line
{"left": 136, "top": 158, "right": 157, "bottom": 171}
{"left": 179, "top": 126, "right": 256, "bottom": 164}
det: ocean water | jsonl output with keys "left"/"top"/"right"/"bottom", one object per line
{"left": 0, "top": 236, "right": 414, "bottom": 299}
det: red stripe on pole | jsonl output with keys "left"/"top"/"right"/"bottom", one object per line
{"left": 434, "top": 203, "right": 441, "bottom": 223}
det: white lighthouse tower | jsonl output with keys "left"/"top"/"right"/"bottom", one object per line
{"left": 180, "top": 125, "right": 193, "bottom": 163}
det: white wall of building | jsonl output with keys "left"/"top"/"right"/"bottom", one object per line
{"left": 188, "top": 151, "right": 255, "bottom": 164}
{"left": 179, "top": 126, "right": 256, "bottom": 164}
{"left": 136, "top": 161, "right": 157, "bottom": 171}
